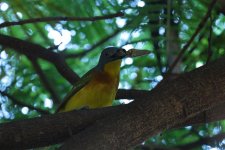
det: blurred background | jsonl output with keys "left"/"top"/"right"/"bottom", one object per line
{"left": 0, "top": 0, "right": 225, "bottom": 149}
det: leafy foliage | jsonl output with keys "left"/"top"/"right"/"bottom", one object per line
{"left": 0, "top": 0, "right": 225, "bottom": 149}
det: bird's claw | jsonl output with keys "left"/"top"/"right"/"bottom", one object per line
{"left": 79, "top": 106, "right": 90, "bottom": 110}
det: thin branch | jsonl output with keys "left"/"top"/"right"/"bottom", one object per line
{"left": 65, "top": 20, "right": 134, "bottom": 58}
{"left": 29, "top": 57, "right": 61, "bottom": 104}
{"left": 176, "top": 102, "right": 225, "bottom": 128}
{"left": 182, "top": 31, "right": 206, "bottom": 63}
{"left": 167, "top": 0, "right": 218, "bottom": 74}
{"left": 0, "top": 12, "right": 124, "bottom": 28}
{"left": 0, "top": 91, "right": 49, "bottom": 115}
{"left": 0, "top": 33, "right": 80, "bottom": 84}
{"left": 206, "top": 13, "right": 213, "bottom": 64}
{"left": 120, "top": 38, "right": 150, "bottom": 47}
{"left": 66, "top": 29, "right": 121, "bottom": 58}
{"left": 151, "top": 32, "right": 163, "bottom": 75}
{"left": 116, "top": 89, "right": 149, "bottom": 100}
{"left": 15, "top": 2, "right": 52, "bottom": 45}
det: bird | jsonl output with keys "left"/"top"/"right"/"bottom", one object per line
{"left": 56, "top": 47, "right": 149, "bottom": 112}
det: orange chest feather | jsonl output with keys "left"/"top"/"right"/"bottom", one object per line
{"left": 90, "top": 71, "right": 119, "bottom": 90}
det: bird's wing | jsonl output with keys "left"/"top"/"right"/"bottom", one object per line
{"left": 55, "top": 67, "right": 96, "bottom": 113}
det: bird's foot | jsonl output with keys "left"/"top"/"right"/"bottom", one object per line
{"left": 79, "top": 106, "right": 90, "bottom": 110}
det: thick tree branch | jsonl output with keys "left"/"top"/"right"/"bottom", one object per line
{"left": 0, "top": 12, "right": 124, "bottom": 28}
{"left": 60, "top": 55, "right": 225, "bottom": 149}
{"left": 0, "top": 33, "right": 79, "bottom": 84}
{"left": 1, "top": 56, "right": 225, "bottom": 149}
{"left": 0, "top": 106, "right": 115, "bottom": 149}
{"left": 180, "top": 102, "right": 225, "bottom": 127}
{"left": 117, "top": 89, "right": 225, "bottom": 128}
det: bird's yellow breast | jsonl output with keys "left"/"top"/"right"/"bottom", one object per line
{"left": 60, "top": 60, "right": 121, "bottom": 112}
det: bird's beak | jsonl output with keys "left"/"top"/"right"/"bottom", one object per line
{"left": 115, "top": 48, "right": 150, "bottom": 59}
{"left": 126, "top": 49, "right": 150, "bottom": 57}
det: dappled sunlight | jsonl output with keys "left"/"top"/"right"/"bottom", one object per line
{"left": 196, "top": 61, "right": 203, "bottom": 68}
{"left": 120, "top": 31, "right": 130, "bottom": 41}
{"left": 214, "top": 14, "right": 225, "bottom": 35}
{"left": 137, "top": 0, "right": 145, "bottom": 7}
{"left": 132, "top": 30, "right": 140, "bottom": 38}
{"left": 21, "top": 107, "right": 29, "bottom": 115}
{"left": 159, "top": 27, "right": 165, "bottom": 35}
{"left": 0, "top": 2, "right": 9, "bottom": 11}
{"left": 0, "top": 0, "right": 224, "bottom": 149}
{"left": 0, "top": 51, "right": 8, "bottom": 59}
{"left": 122, "top": 44, "right": 134, "bottom": 50}
{"left": 46, "top": 25, "right": 72, "bottom": 50}
{"left": 124, "top": 58, "right": 133, "bottom": 65}
{"left": 119, "top": 99, "right": 134, "bottom": 104}
{"left": 202, "top": 146, "right": 220, "bottom": 150}
{"left": 44, "top": 98, "right": 53, "bottom": 108}
{"left": 116, "top": 17, "right": 126, "bottom": 28}
{"left": 16, "top": 12, "right": 23, "bottom": 19}
{"left": 0, "top": 51, "right": 15, "bottom": 91}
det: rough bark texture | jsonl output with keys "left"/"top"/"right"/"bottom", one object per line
{"left": 61, "top": 56, "right": 225, "bottom": 150}
{"left": 0, "top": 56, "right": 225, "bottom": 149}
{"left": 0, "top": 107, "right": 118, "bottom": 149}
{"left": 181, "top": 102, "right": 225, "bottom": 126}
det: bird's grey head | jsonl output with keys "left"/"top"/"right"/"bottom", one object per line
{"left": 97, "top": 47, "right": 126, "bottom": 69}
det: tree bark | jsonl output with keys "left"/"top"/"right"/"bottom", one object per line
{"left": 1, "top": 56, "right": 225, "bottom": 149}
{"left": 61, "top": 56, "right": 225, "bottom": 149}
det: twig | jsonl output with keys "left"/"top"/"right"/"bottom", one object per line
{"left": 0, "top": 12, "right": 124, "bottom": 28}
{"left": 120, "top": 38, "right": 150, "bottom": 47}
{"left": 0, "top": 91, "right": 50, "bottom": 115}
{"left": 0, "top": 33, "right": 80, "bottom": 84}
{"left": 167, "top": 0, "right": 218, "bottom": 74}
{"left": 151, "top": 29, "right": 163, "bottom": 75}
{"left": 66, "top": 29, "right": 121, "bottom": 58}
{"left": 182, "top": 31, "right": 207, "bottom": 63}
{"left": 29, "top": 57, "right": 61, "bottom": 104}
{"left": 206, "top": 13, "right": 213, "bottom": 64}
